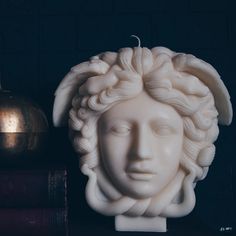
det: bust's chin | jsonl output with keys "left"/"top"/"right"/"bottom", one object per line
{"left": 105, "top": 170, "right": 177, "bottom": 200}
{"left": 114, "top": 178, "right": 164, "bottom": 200}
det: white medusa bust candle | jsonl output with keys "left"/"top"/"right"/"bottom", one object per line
{"left": 53, "top": 46, "right": 233, "bottom": 232}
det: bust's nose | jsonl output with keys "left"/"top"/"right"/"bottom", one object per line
{"left": 131, "top": 125, "right": 152, "bottom": 160}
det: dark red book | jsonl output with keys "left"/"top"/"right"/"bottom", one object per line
{"left": 0, "top": 169, "right": 67, "bottom": 207}
{"left": 0, "top": 208, "right": 68, "bottom": 236}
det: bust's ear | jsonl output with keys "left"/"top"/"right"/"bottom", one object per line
{"left": 53, "top": 60, "right": 109, "bottom": 127}
{"left": 172, "top": 53, "right": 233, "bottom": 126}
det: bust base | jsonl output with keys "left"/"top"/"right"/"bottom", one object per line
{"left": 115, "top": 215, "right": 167, "bottom": 232}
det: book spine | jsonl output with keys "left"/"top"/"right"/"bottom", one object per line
{"left": 0, "top": 208, "right": 68, "bottom": 236}
{"left": 0, "top": 170, "right": 67, "bottom": 207}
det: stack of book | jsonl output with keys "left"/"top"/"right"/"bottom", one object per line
{"left": 0, "top": 167, "right": 68, "bottom": 236}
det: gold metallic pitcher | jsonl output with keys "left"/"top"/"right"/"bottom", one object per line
{"left": 0, "top": 89, "right": 48, "bottom": 157}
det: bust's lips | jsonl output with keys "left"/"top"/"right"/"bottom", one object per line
{"left": 126, "top": 163, "right": 157, "bottom": 181}
{"left": 127, "top": 172, "right": 156, "bottom": 181}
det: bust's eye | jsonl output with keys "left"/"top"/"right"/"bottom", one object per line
{"left": 110, "top": 125, "right": 131, "bottom": 136}
{"left": 152, "top": 125, "right": 172, "bottom": 136}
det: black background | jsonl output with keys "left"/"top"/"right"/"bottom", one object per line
{"left": 0, "top": 0, "right": 235, "bottom": 235}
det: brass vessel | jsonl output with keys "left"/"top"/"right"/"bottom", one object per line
{"left": 0, "top": 89, "right": 48, "bottom": 158}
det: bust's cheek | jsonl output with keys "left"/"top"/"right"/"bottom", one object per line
{"left": 154, "top": 136, "right": 183, "bottom": 170}
{"left": 98, "top": 135, "right": 131, "bottom": 176}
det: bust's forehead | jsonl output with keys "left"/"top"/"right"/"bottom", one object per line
{"left": 99, "top": 91, "right": 182, "bottom": 124}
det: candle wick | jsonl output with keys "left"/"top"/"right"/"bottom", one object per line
{"left": 130, "top": 35, "right": 141, "bottom": 47}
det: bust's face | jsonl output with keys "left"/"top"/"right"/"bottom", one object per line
{"left": 98, "top": 91, "right": 184, "bottom": 199}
